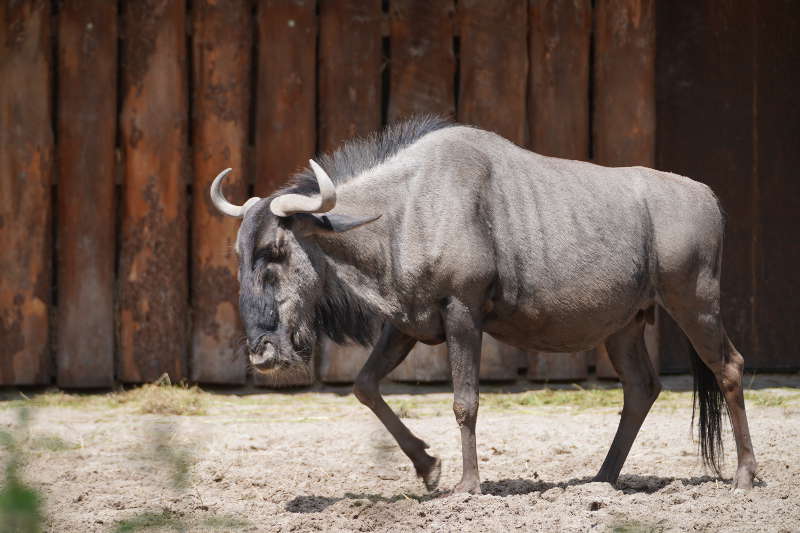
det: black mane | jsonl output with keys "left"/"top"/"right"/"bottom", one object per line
{"left": 278, "top": 114, "right": 454, "bottom": 197}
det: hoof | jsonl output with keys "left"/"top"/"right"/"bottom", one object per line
{"left": 451, "top": 479, "right": 482, "bottom": 495}
{"left": 732, "top": 462, "right": 757, "bottom": 491}
{"left": 421, "top": 457, "right": 442, "bottom": 492}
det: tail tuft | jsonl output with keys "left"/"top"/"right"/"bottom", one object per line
{"left": 689, "top": 345, "right": 726, "bottom": 477}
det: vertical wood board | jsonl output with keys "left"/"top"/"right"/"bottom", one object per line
{"left": 528, "top": 0, "right": 591, "bottom": 158}
{"left": 318, "top": 0, "right": 382, "bottom": 153}
{"left": 457, "top": 0, "right": 528, "bottom": 145}
{"left": 56, "top": 0, "right": 117, "bottom": 388}
{"left": 0, "top": 0, "right": 53, "bottom": 385}
{"left": 119, "top": 0, "right": 189, "bottom": 383}
{"left": 191, "top": 0, "right": 251, "bottom": 384}
{"left": 754, "top": 0, "right": 800, "bottom": 369}
{"left": 254, "top": 0, "right": 316, "bottom": 197}
{"left": 318, "top": 337, "right": 371, "bottom": 384}
{"left": 388, "top": 0, "right": 455, "bottom": 122}
{"left": 655, "top": 0, "right": 756, "bottom": 370}
{"left": 594, "top": 0, "right": 656, "bottom": 167}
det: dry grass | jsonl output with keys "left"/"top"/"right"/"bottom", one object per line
{"left": 0, "top": 380, "right": 796, "bottom": 420}
{"left": 1, "top": 375, "right": 210, "bottom": 416}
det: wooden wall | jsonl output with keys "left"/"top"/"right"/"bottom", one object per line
{"left": 0, "top": 0, "right": 796, "bottom": 388}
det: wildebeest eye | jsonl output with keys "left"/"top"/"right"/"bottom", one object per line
{"left": 254, "top": 241, "right": 287, "bottom": 264}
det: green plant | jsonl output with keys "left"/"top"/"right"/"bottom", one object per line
{"left": 0, "top": 408, "right": 45, "bottom": 533}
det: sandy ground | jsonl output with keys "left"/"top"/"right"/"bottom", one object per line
{"left": 1, "top": 377, "right": 799, "bottom": 532}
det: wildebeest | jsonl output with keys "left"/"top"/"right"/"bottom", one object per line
{"left": 210, "top": 116, "right": 757, "bottom": 493}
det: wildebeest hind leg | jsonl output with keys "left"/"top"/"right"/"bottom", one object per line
{"left": 594, "top": 314, "right": 662, "bottom": 484}
{"left": 353, "top": 324, "right": 441, "bottom": 491}
{"left": 668, "top": 309, "right": 758, "bottom": 489}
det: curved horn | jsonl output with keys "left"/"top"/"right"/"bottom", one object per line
{"left": 270, "top": 159, "right": 337, "bottom": 217}
{"left": 210, "top": 168, "right": 261, "bottom": 218}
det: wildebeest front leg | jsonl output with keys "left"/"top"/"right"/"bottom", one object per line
{"left": 444, "top": 297, "right": 483, "bottom": 494}
{"left": 353, "top": 324, "right": 442, "bottom": 490}
{"left": 595, "top": 314, "right": 662, "bottom": 484}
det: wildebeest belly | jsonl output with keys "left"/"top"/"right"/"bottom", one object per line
{"left": 484, "top": 198, "right": 655, "bottom": 351}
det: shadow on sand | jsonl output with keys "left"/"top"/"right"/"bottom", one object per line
{"left": 284, "top": 473, "right": 762, "bottom": 513}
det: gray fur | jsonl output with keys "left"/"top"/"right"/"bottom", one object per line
{"left": 230, "top": 117, "right": 757, "bottom": 494}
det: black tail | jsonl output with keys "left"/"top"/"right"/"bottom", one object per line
{"left": 689, "top": 344, "right": 726, "bottom": 476}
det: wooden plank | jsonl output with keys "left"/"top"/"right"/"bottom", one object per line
{"left": 388, "top": 0, "right": 455, "bottom": 122}
{"left": 593, "top": 0, "right": 655, "bottom": 167}
{"left": 254, "top": 0, "right": 316, "bottom": 197}
{"left": 655, "top": 0, "right": 756, "bottom": 371}
{"left": 479, "top": 334, "right": 524, "bottom": 382}
{"left": 528, "top": 0, "right": 590, "bottom": 158}
{"left": 318, "top": 338, "right": 371, "bottom": 384}
{"left": 0, "top": 0, "right": 53, "bottom": 385}
{"left": 528, "top": 351, "right": 589, "bottom": 382}
{"left": 457, "top": 0, "right": 527, "bottom": 145}
{"left": 457, "top": 0, "right": 527, "bottom": 381}
{"left": 119, "top": 0, "right": 188, "bottom": 383}
{"left": 318, "top": 0, "right": 382, "bottom": 153}
{"left": 191, "top": 0, "right": 251, "bottom": 384}
{"left": 526, "top": 0, "right": 592, "bottom": 381}
{"left": 390, "top": 343, "right": 450, "bottom": 383}
{"left": 56, "top": 0, "right": 117, "bottom": 388}
{"left": 755, "top": 0, "right": 800, "bottom": 370}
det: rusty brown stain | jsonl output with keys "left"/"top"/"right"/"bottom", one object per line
{"left": 121, "top": 0, "right": 167, "bottom": 91}
{"left": 119, "top": 0, "right": 188, "bottom": 383}
{"left": 0, "top": 0, "right": 52, "bottom": 385}
{"left": 190, "top": 0, "right": 250, "bottom": 384}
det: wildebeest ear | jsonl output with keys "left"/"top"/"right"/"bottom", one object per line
{"left": 295, "top": 213, "right": 381, "bottom": 233}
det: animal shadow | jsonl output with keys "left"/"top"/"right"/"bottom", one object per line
{"left": 285, "top": 473, "right": 764, "bottom": 513}
{"left": 481, "top": 473, "right": 763, "bottom": 496}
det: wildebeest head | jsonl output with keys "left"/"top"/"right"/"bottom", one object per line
{"left": 210, "top": 162, "right": 380, "bottom": 375}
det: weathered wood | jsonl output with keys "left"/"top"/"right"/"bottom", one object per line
{"left": 594, "top": 0, "right": 655, "bottom": 167}
{"left": 457, "top": 0, "right": 527, "bottom": 145}
{"left": 480, "top": 334, "right": 523, "bottom": 382}
{"left": 594, "top": 344, "right": 616, "bottom": 379}
{"left": 456, "top": 0, "right": 527, "bottom": 380}
{"left": 191, "top": 0, "right": 251, "bottom": 384}
{"left": 528, "top": 0, "right": 590, "bottom": 158}
{"left": 528, "top": 351, "right": 589, "bottom": 382}
{"left": 755, "top": 0, "right": 800, "bottom": 369}
{"left": 388, "top": 0, "right": 455, "bottom": 122}
{"left": 318, "top": 0, "right": 382, "bottom": 153}
{"left": 0, "top": 0, "right": 52, "bottom": 385}
{"left": 318, "top": 338, "right": 371, "bottom": 384}
{"left": 655, "top": 0, "right": 756, "bottom": 371}
{"left": 119, "top": 0, "right": 188, "bottom": 383}
{"left": 526, "top": 0, "right": 592, "bottom": 381}
{"left": 56, "top": 0, "right": 117, "bottom": 388}
{"left": 390, "top": 343, "right": 450, "bottom": 383}
{"left": 254, "top": 0, "right": 316, "bottom": 197}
